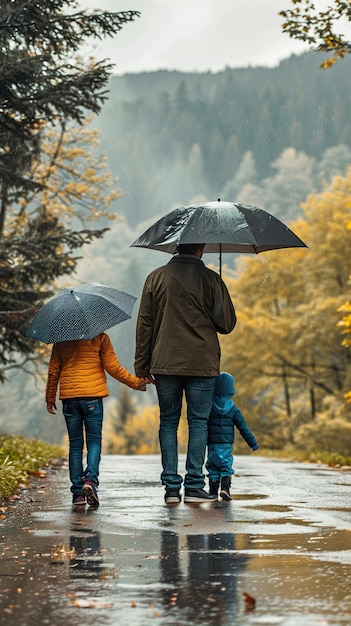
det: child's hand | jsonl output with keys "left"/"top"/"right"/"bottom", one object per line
{"left": 138, "top": 379, "right": 147, "bottom": 391}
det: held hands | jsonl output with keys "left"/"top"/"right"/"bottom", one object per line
{"left": 143, "top": 375, "right": 155, "bottom": 384}
{"left": 138, "top": 379, "right": 147, "bottom": 391}
{"left": 138, "top": 376, "right": 155, "bottom": 391}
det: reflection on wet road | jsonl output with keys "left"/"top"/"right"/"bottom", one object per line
{"left": 1, "top": 455, "right": 350, "bottom": 625}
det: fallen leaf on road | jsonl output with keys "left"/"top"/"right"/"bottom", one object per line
{"left": 243, "top": 592, "right": 256, "bottom": 611}
{"left": 32, "top": 470, "right": 47, "bottom": 478}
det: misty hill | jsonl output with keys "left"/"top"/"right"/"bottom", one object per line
{"left": 95, "top": 51, "right": 351, "bottom": 227}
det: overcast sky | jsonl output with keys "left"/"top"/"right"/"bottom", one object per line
{"left": 80, "top": 0, "right": 311, "bottom": 75}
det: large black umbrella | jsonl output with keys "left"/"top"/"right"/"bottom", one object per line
{"left": 130, "top": 199, "right": 307, "bottom": 275}
{"left": 25, "top": 282, "right": 137, "bottom": 344}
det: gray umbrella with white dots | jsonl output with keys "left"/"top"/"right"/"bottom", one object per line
{"left": 25, "top": 282, "right": 137, "bottom": 344}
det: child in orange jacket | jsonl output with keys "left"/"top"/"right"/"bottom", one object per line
{"left": 46, "top": 332, "right": 147, "bottom": 508}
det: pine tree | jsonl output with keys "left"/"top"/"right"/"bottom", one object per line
{"left": 0, "top": 0, "right": 140, "bottom": 380}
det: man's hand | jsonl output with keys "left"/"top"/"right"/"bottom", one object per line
{"left": 144, "top": 375, "right": 155, "bottom": 384}
{"left": 46, "top": 402, "right": 57, "bottom": 414}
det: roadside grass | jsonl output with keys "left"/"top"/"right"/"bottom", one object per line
{"left": 259, "top": 447, "right": 351, "bottom": 467}
{"left": 0, "top": 435, "right": 65, "bottom": 503}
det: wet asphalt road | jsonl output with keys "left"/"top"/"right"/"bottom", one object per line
{"left": 0, "top": 454, "right": 351, "bottom": 626}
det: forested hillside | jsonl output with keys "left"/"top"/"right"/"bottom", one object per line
{"left": 2, "top": 51, "right": 351, "bottom": 454}
{"left": 95, "top": 51, "right": 351, "bottom": 226}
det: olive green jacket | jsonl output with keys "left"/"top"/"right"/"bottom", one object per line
{"left": 134, "top": 255, "right": 236, "bottom": 377}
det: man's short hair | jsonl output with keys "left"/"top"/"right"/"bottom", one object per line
{"left": 177, "top": 243, "right": 205, "bottom": 255}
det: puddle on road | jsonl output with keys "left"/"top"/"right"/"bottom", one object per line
{"left": 232, "top": 493, "right": 269, "bottom": 500}
{"left": 259, "top": 517, "right": 316, "bottom": 526}
{"left": 249, "top": 504, "right": 293, "bottom": 512}
{"left": 100, "top": 529, "right": 351, "bottom": 626}
{"left": 3, "top": 514, "right": 351, "bottom": 626}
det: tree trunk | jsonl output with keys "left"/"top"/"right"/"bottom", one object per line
{"left": 0, "top": 183, "right": 8, "bottom": 238}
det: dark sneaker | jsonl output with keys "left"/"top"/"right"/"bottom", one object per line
{"left": 220, "top": 477, "right": 232, "bottom": 501}
{"left": 220, "top": 486, "right": 232, "bottom": 501}
{"left": 72, "top": 494, "right": 86, "bottom": 506}
{"left": 164, "top": 489, "right": 181, "bottom": 504}
{"left": 83, "top": 481, "right": 99, "bottom": 507}
{"left": 184, "top": 489, "right": 217, "bottom": 503}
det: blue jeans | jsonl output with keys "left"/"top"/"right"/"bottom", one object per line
{"left": 206, "top": 443, "right": 234, "bottom": 480}
{"left": 155, "top": 375, "right": 216, "bottom": 490}
{"left": 62, "top": 398, "right": 103, "bottom": 494}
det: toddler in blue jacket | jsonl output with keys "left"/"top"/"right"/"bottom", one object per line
{"left": 206, "top": 372, "right": 259, "bottom": 501}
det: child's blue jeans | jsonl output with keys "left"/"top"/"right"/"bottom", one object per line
{"left": 206, "top": 443, "right": 234, "bottom": 480}
{"left": 62, "top": 397, "right": 103, "bottom": 494}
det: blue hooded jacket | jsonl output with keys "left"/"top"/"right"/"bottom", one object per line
{"left": 208, "top": 372, "right": 259, "bottom": 450}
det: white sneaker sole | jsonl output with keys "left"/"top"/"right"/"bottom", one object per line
{"left": 83, "top": 484, "right": 99, "bottom": 507}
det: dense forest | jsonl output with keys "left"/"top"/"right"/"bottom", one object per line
{"left": 1, "top": 51, "right": 350, "bottom": 455}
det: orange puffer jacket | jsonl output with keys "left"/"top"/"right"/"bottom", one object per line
{"left": 46, "top": 333, "right": 142, "bottom": 404}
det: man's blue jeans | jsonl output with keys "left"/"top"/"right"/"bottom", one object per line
{"left": 62, "top": 398, "right": 103, "bottom": 494}
{"left": 155, "top": 375, "right": 216, "bottom": 490}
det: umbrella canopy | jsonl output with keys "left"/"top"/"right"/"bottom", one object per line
{"left": 131, "top": 200, "right": 307, "bottom": 256}
{"left": 25, "top": 282, "right": 137, "bottom": 344}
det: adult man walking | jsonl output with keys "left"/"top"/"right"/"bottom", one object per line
{"left": 134, "top": 243, "right": 236, "bottom": 504}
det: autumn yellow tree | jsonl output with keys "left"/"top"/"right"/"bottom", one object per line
{"left": 280, "top": 0, "right": 351, "bottom": 68}
{"left": 220, "top": 168, "right": 351, "bottom": 454}
{"left": 338, "top": 217, "right": 351, "bottom": 403}
{"left": 12, "top": 118, "right": 121, "bottom": 229}
{"left": 279, "top": 1, "right": 351, "bottom": 408}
